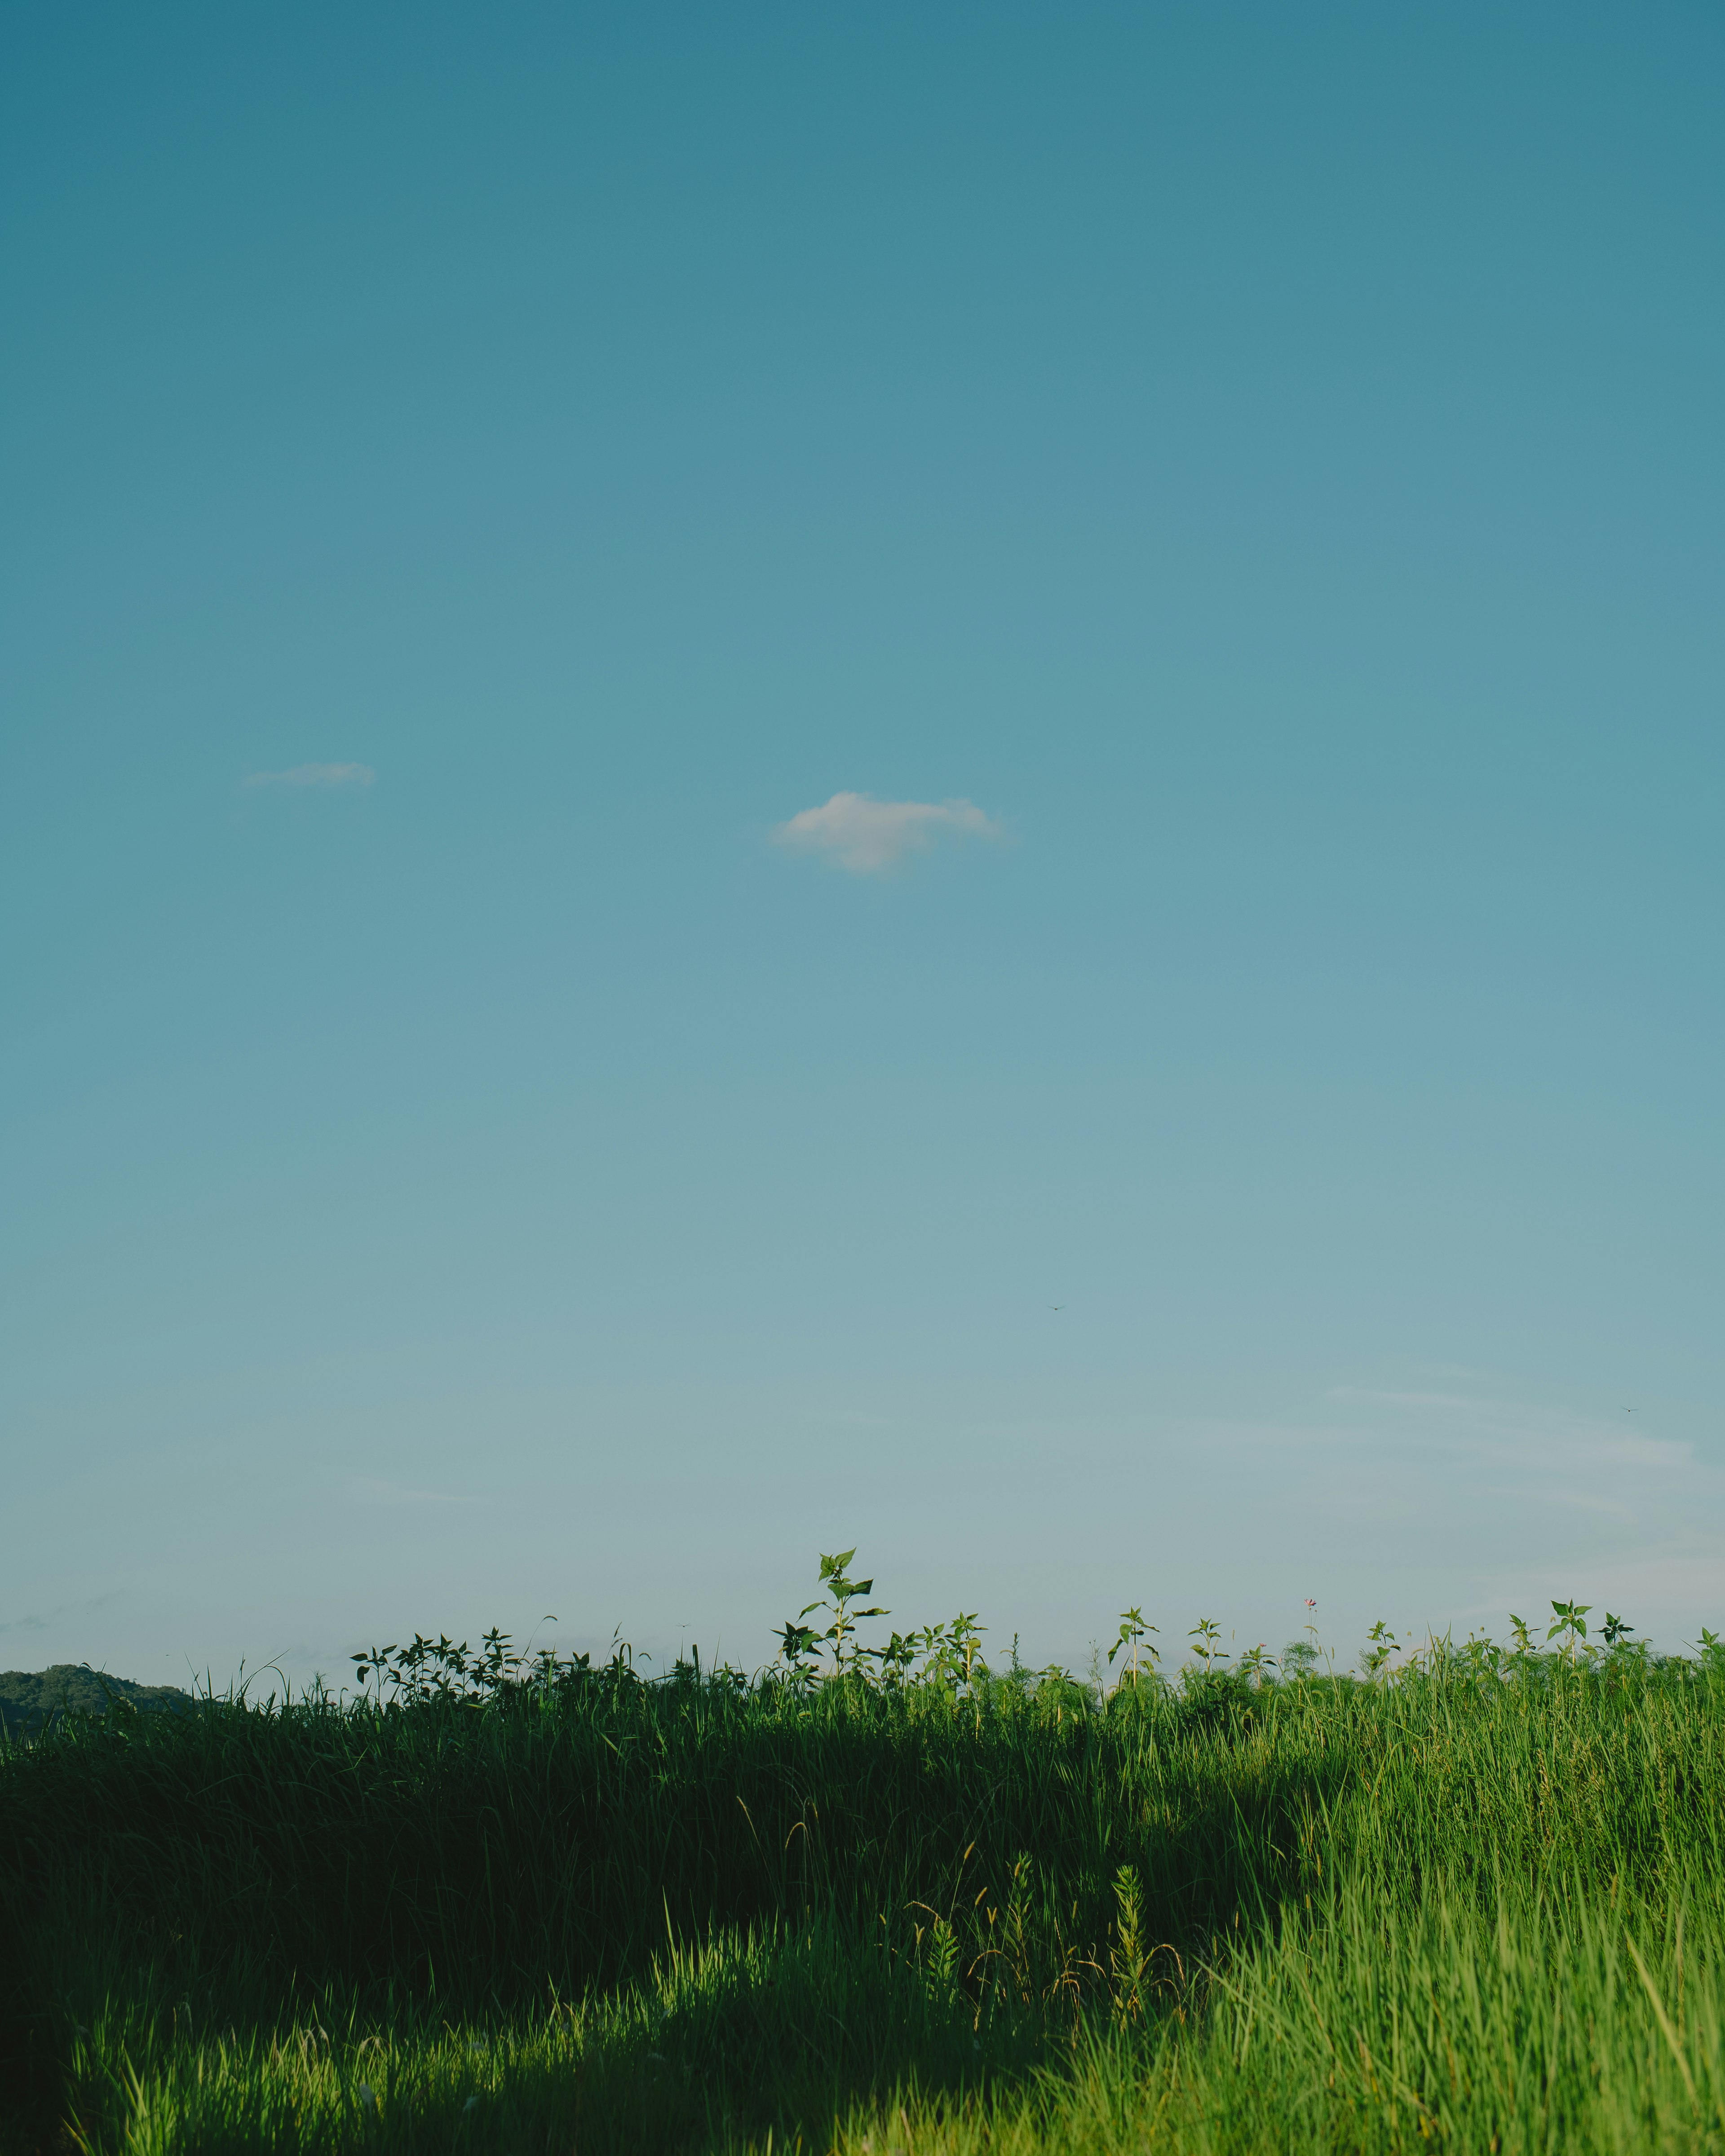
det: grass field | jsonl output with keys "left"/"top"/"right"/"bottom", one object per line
{"left": 4, "top": 1566, "right": 1724, "bottom": 2154}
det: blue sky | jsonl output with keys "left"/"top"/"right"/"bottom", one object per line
{"left": 4, "top": 3, "right": 1723, "bottom": 1690}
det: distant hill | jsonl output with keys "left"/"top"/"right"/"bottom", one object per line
{"left": 0, "top": 1664, "right": 197, "bottom": 1742}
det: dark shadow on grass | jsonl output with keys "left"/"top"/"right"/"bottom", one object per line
{"left": 0, "top": 1681, "right": 1384, "bottom": 2151}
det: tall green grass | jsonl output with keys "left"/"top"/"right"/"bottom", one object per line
{"left": 4, "top": 1593, "right": 1724, "bottom": 2153}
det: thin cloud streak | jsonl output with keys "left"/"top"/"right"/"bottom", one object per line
{"left": 346, "top": 1477, "right": 495, "bottom": 1508}
{"left": 1156, "top": 1385, "right": 1725, "bottom": 1651}
{"left": 1323, "top": 1387, "right": 1694, "bottom": 1474}
{"left": 774, "top": 791, "right": 1001, "bottom": 872}
{"left": 0, "top": 1589, "right": 126, "bottom": 1635}
{"left": 241, "top": 763, "right": 375, "bottom": 791}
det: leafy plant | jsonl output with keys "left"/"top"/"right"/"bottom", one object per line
{"left": 1109, "top": 1864, "right": 1147, "bottom": 2024}
{"left": 348, "top": 1623, "right": 651, "bottom": 1710}
{"left": 1548, "top": 1598, "right": 1593, "bottom": 1664}
{"left": 1186, "top": 1618, "right": 1229, "bottom": 1675}
{"left": 775, "top": 1549, "right": 890, "bottom": 1680}
{"left": 770, "top": 1617, "right": 823, "bottom": 1688}
{"left": 914, "top": 1612, "right": 990, "bottom": 1695}
{"left": 1107, "top": 1608, "right": 1160, "bottom": 1690}
{"left": 1238, "top": 1641, "right": 1277, "bottom": 1687}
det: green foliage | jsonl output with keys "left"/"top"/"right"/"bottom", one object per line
{"left": 1279, "top": 1636, "right": 1321, "bottom": 1678}
{"left": 1548, "top": 1596, "right": 1593, "bottom": 1661}
{"left": 1106, "top": 1608, "right": 1159, "bottom": 1690}
{"left": 7, "top": 1554, "right": 1725, "bottom": 2153}
{"left": 1185, "top": 1617, "right": 1227, "bottom": 1674}
{"left": 1360, "top": 1620, "right": 1398, "bottom": 1679}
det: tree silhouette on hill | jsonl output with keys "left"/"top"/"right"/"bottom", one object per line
{"left": 0, "top": 1664, "right": 195, "bottom": 1741}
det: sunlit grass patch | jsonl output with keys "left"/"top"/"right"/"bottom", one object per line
{"left": 7, "top": 1562, "right": 1725, "bottom": 2153}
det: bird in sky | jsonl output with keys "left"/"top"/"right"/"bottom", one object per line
{"left": 1050, "top": 1304, "right": 1064, "bottom": 1311}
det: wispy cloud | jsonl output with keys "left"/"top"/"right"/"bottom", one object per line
{"left": 241, "top": 763, "right": 375, "bottom": 791}
{"left": 1324, "top": 1387, "right": 1694, "bottom": 1475}
{"left": 1501, "top": 1539, "right": 1725, "bottom": 1636}
{"left": 347, "top": 1477, "right": 485, "bottom": 1508}
{"left": 0, "top": 1588, "right": 126, "bottom": 1635}
{"left": 774, "top": 791, "right": 1001, "bottom": 873}
{"left": 1103, "top": 1383, "right": 1725, "bottom": 1656}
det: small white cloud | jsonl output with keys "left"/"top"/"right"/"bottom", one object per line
{"left": 774, "top": 791, "right": 1001, "bottom": 872}
{"left": 348, "top": 1477, "right": 475, "bottom": 1507}
{"left": 241, "top": 763, "right": 375, "bottom": 791}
